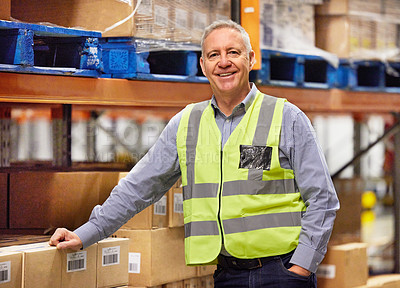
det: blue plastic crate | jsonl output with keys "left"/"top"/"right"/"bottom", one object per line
{"left": 384, "top": 61, "right": 400, "bottom": 93}
{"left": 100, "top": 37, "right": 208, "bottom": 83}
{"left": 250, "top": 49, "right": 336, "bottom": 89}
{"left": 0, "top": 20, "right": 102, "bottom": 77}
{"left": 336, "top": 60, "right": 386, "bottom": 92}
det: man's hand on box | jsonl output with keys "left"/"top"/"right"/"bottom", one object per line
{"left": 49, "top": 228, "right": 83, "bottom": 251}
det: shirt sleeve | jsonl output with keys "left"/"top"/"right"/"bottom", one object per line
{"left": 280, "top": 102, "right": 340, "bottom": 273}
{"left": 74, "top": 111, "right": 183, "bottom": 249}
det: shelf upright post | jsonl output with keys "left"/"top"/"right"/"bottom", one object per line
{"left": 51, "top": 105, "right": 72, "bottom": 167}
{"left": 394, "top": 113, "right": 400, "bottom": 273}
{"left": 86, "top": 111, "right": 98, "bottom": 162}
{"left": 0, "top": 107, "right": 11, "bottom": 167}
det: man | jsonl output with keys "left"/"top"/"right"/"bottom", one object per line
{"left": 50, "top": 20, "right": 339, "bottom": 288}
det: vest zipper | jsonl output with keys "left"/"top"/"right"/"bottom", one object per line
{"left": 218, "top": 150, "right": 224, "bottom": 245}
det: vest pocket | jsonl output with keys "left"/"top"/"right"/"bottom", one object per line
{"left": 239, "top": 145, "right": 272, "bottom": 170}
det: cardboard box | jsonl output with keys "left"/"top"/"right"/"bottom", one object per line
{"left": 0, "top": 173, "right": 7, "bottom": 229}
{"left": 113, "top": 228, "right": 197, "bottom": 287}
{"left": 168, "top": 187, "right": 184, "bottom": 228}
{"left": 0, "top": 251, "right": 22, "bottom": 288}
{"left": 11, "top": 0, "right": 135, "bottom": 37}
{"left": 9, "top": 171, "right": 120, "bottom": 230}
{"left": 0, "top": 0, "right": 10, "bottom": 20}
{"left": 197, "top": 265, "right": 215, "bottom": 277}
{"left": 183, "top": 277, "right": 200, "bottom": 288}
{"left": 119, "top": 172, "right": 169, "bottom": 230}
{"left": 1, "top": 242, "right": 62, "bottom": 288}
{"left": 359, "top": 274, "right": 400, "bottom": 288}
{"left": 61, "top": 245, "right": 97, "bottom": 288}
{"left": 164, "top": 281, "right": 184, "bottom": 288}
{"left": 97, "top": 237, "right": 129, "bottom": 288}
{"left": 316, "top": 242, "right": 368, "bottom": 288}
{"left": 315, "top": 0, "right": 382, "bottom": 15}
{"left": 0, "top": 235, "right": 51, "bottom": 248}
{"left": 330, "top": 178, "right": 364, "bottom": 242}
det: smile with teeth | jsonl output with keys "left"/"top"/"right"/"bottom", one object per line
{"left": 218, "top": 72, "right": 235, "bottom": 77}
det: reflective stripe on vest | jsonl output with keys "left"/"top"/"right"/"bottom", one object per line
{"left": 177, "top": 91, "right": 306, "bottom": 265}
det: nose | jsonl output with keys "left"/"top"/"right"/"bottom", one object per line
{"left": 218, "top": 53, "right": 231, "bottom": 68}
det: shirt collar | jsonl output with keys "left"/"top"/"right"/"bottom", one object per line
{"left": 210, "top": 83, "right": 259, "bottom": 115}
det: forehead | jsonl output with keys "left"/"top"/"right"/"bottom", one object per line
{"left": 203, "top": 28, "right": 245, "bottom": 51}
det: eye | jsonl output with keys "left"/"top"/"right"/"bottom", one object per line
{"left": 208, "top": 52, "right": 219, "bottom": 59}
{"left": 228, "top": 50, "right": 240, "bottom": 56}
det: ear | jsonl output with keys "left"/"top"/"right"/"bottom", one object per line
{"left": 200, "top": 57, "right": 207, "bottom": 77}
{"left": 249, "top": 50, "right": 256, "bottom": 70}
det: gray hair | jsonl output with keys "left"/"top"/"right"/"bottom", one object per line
{"left": 200, "top": 20, "right": 252, "bottom": 58}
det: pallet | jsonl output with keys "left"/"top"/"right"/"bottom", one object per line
{"left": 337, "top": 59, "right": 400, "bottom": 93}
{"left": 0, "top": 20, "right": 102, "bottom": 77}
{"left": 250, "top": 49, "right": 337, "bottom": 89}
{"left": 100, "top": 37, "right": 208, "bottom": 83}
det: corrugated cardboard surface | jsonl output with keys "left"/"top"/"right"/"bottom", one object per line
{"left": 0, "top": 173, "right": 7, "bottom": 229}
{"left": 114, "top": 228, "right": 197, "bottom": 287}
{"left": 97, "top": 238, "right": 129, "bottom": 288}
{"left": 0, "top": 251, "right": 22, "bottom": 288}
{"left": 61, "top": 245, "right": 97, "bottom": 288}
{"left": 1, "top": 242, "right": 63, "bottom": 288}
{"left": 9, "top": 171, "right": 120, "bottom": 230}
{"left": 0, "top": 0, "right": 10, "bottom": 20}
{"left": 317, "top": 242, "right": 368, "bottom": 288}
{"left": 168, "top": 187, "right": 184, "bottom": 228}
{"left": 11, "top": 0, "right": 134, "bottom": 37}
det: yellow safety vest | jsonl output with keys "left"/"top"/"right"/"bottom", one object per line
{"left": 176, "top": 91, "right": 306, "bottom": 265}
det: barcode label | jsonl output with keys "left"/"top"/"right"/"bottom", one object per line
{"left": 0, "top": 261, "right": 10, "bottom": 284}
{"left": 128, "top": 253, "right": 141, "bottom": 274}
{"left": 67, "top": 251, "right": 87, "bottom": 272}
{"left": 102, "top": 246, "right": 120, "bottom": 267}
{"left": 154, "top": 195, "right": 167, "bottom": 215}
{"left": 174, "top": 193, "right": 183, "bottom": 214}
{"left": 316, "top": 264, "right": 336, "bottom": 279}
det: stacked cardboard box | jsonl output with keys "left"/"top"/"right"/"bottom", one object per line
{"left": 0, "top": 0, "right": 10, "bottom": 20}
{"left": 316, "top": 242, "right": 369, "bottom": 288}
{"left": 8, "top": 171, "right": 120, "bottom": 231}
{"left": 259, "top": 0, "right": 316, "bottom": 50}
{"left": 329, "top": 178, "right": 364, "bottom": 244}
{"left": 315, "top": 0, "right": 399, "bottom": 58}
{"left": 0, "top": 238, "right": 129, "bottom": 288}
{"left": 114, "top": 174, "right": 215, "bottom": 287}
{"left": 11, "top": 0, "right": 231, "bottom": 44}
{"left": 355, "top": 274, "right": 400, "bottom": 288}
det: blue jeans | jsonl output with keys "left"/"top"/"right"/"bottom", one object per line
{"left": 213, "top": 252, "right": 317, "bottom": 288}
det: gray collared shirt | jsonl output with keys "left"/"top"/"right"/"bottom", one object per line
{"left": 75, "top": 84, "right": 339, "bottom": 273}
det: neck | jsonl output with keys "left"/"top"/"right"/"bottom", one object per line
{"left": 214, "top": 87, "right": 251, "bottom": 116}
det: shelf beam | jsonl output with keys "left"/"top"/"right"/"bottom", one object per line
{"left": 1, "top": 72, "right": 400, "bottom": 113}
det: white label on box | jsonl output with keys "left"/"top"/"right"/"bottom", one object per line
{"left": 174, "top": 193, "right": 184, "bottom": 214}
{"left": 154, "top": 195, "right": 167, "bottom": 215}
{"left": 129, "top": 253, "right": 141, "bottom": 274}
{"left": 67, "top": 251, "right": 87, "bottom": 272}
{"left": 154, "top": 5, "right": 169, "bottom": 27}
{"left": 0, "top": 261, "right": 10, "bottom": 284}
{"left": 102, "top": 246, "right": 120, "bottom": 267}
{"left": 175, "top": 8, "right": 189, "bottom": 29}
{"left": 316, "top": 264, "right": 336, "bottom": 279}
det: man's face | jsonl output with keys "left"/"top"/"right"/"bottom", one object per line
{"left": 200, "top": 27, "right": 255, "bottom": 98}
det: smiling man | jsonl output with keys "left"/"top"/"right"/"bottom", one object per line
{"left": 50, "top": 20, "right": 339, "bottom": 288}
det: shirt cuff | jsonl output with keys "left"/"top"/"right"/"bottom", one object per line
{"left": 290, "top": 243, "right": 325, "bottom": 273}
{"left": 74, "top": 222, "right": 102, "bottom": 250}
